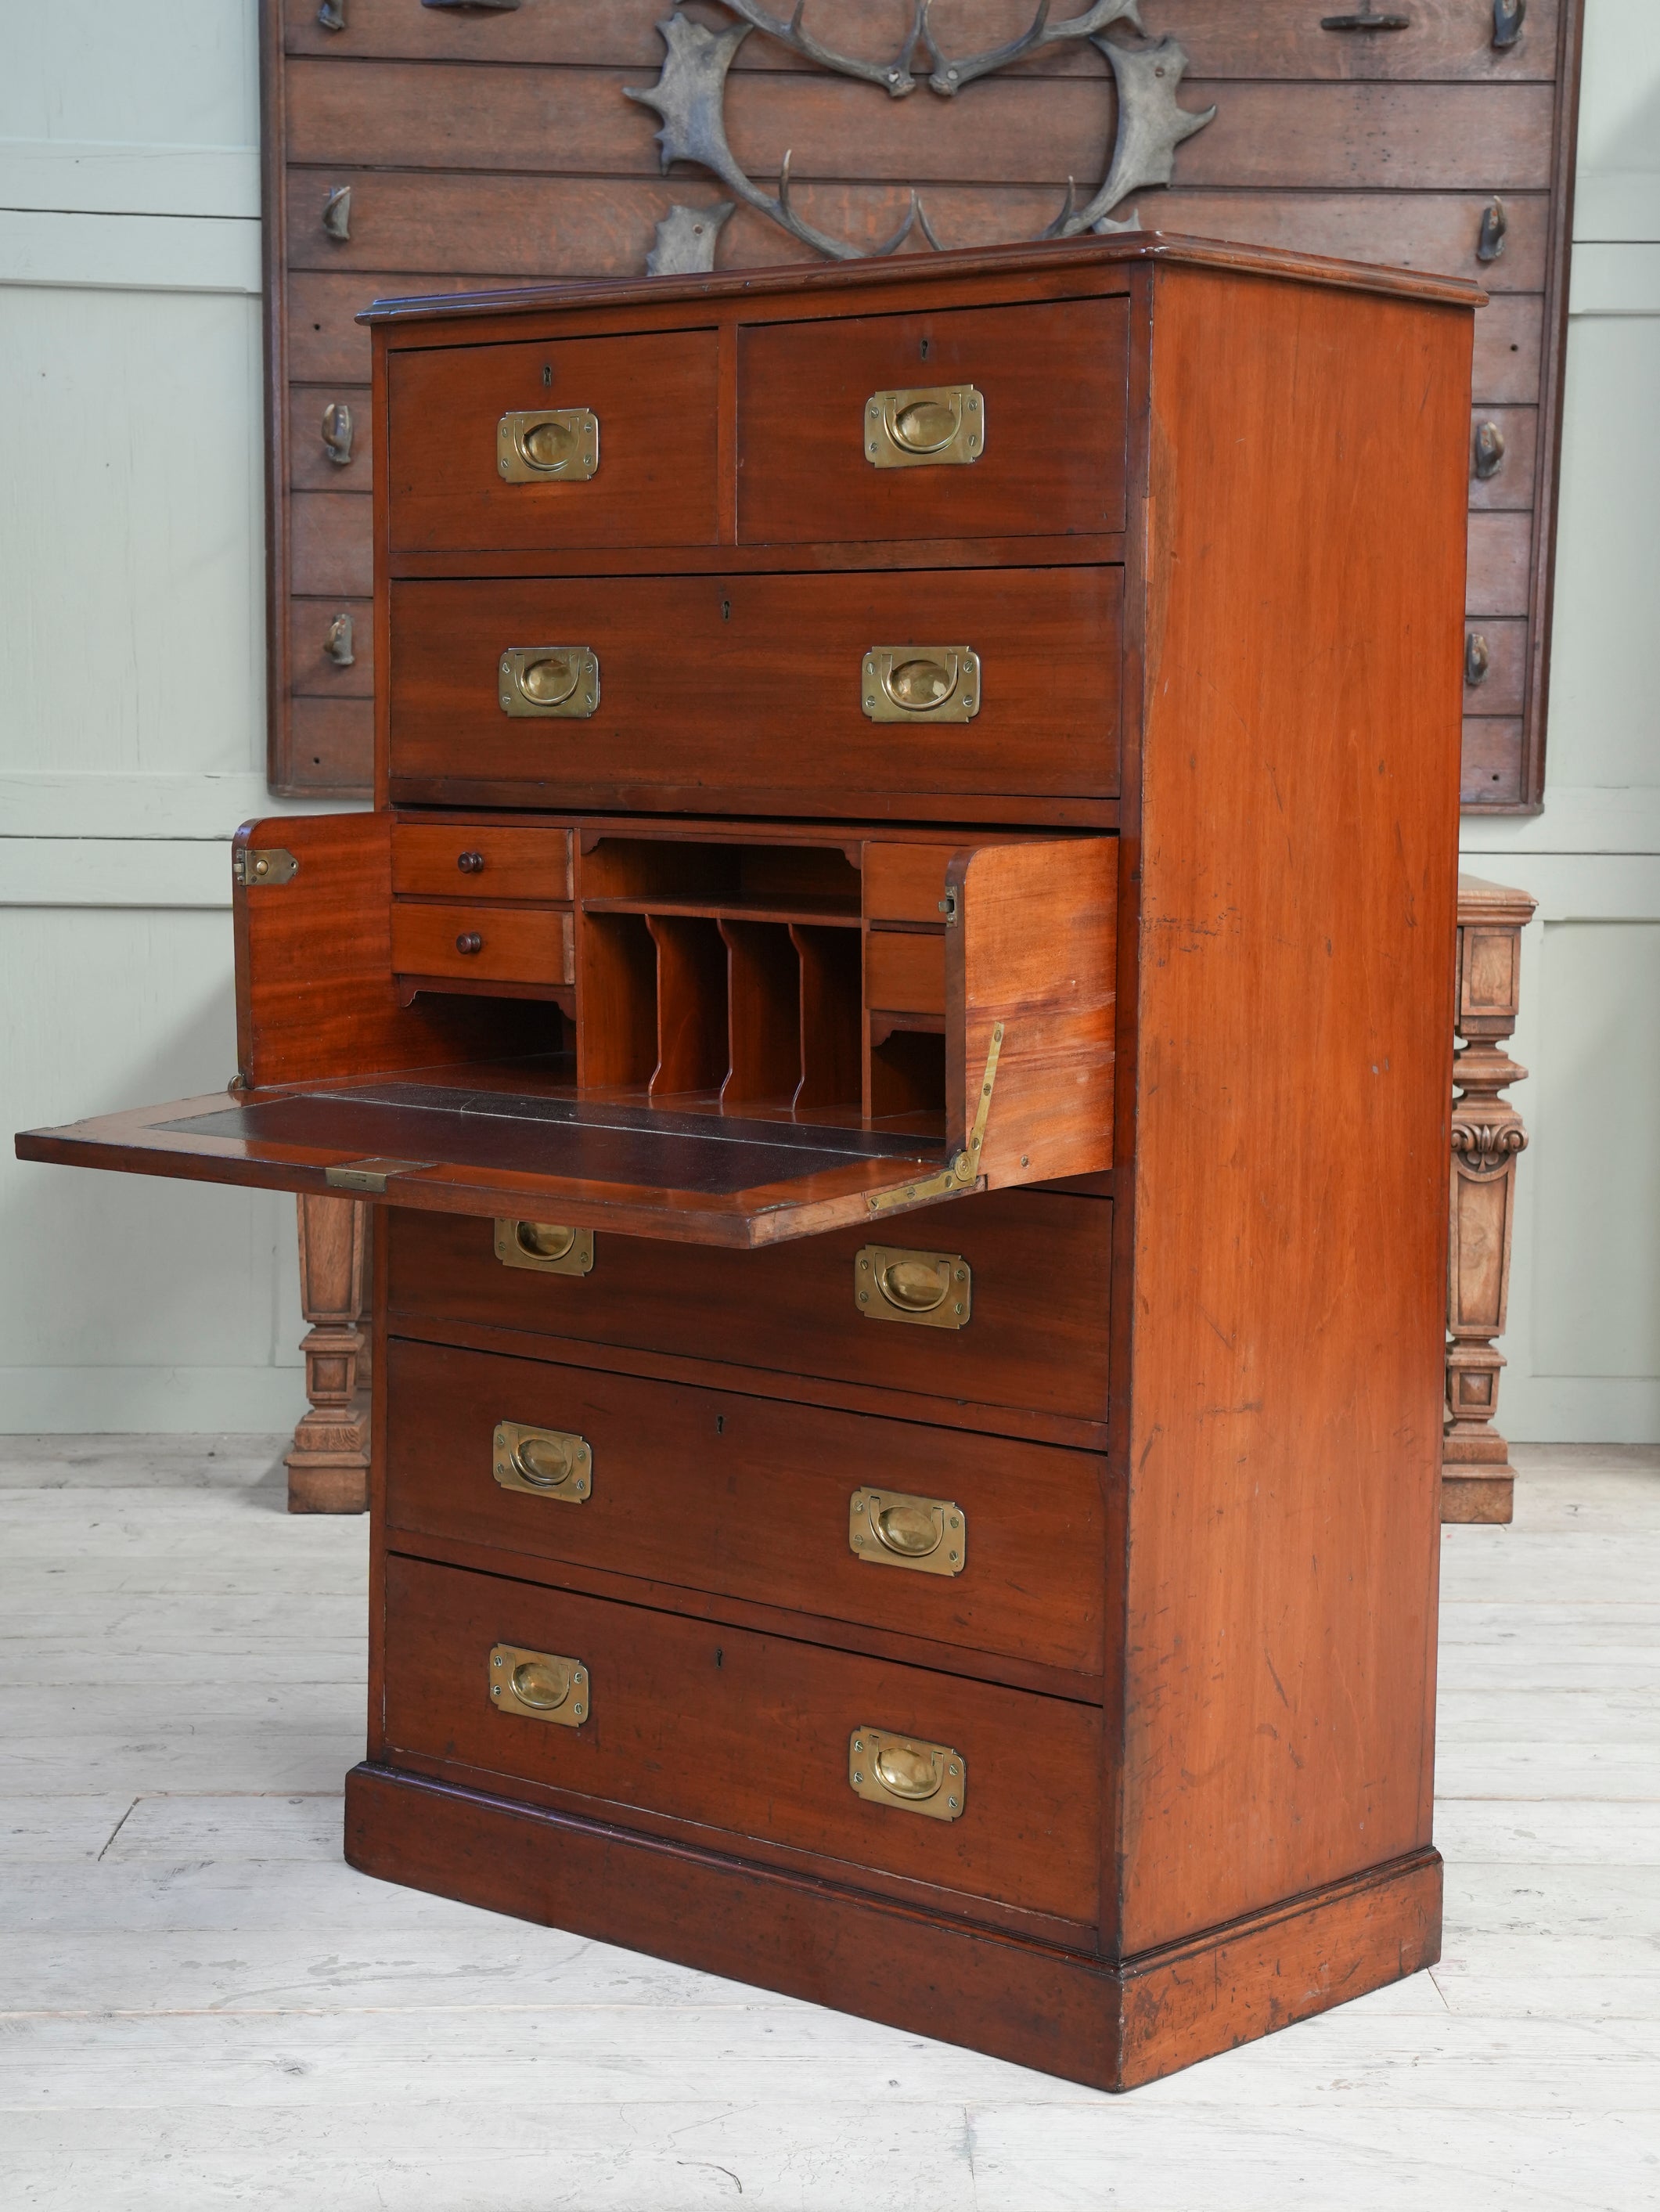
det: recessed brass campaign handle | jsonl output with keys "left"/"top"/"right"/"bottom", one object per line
{"left": 493, "top": 1421, "right": 592, "bottom": 1500}
{"left": 849, "top": 1486, "right": 966, "bottom": 1576}
{"left": 861, "top": 647, "right": 980, "bottom": 724}
{"left": 498, "top": 407, "right": 600, "bottom": 483}
{"left": 499, "top": 647, "right": 600, "bottom": 719}
{"left": 849, "top": 1727, "right": 965, "bottom": 1820}
{"left": 489, "top": 1642, "right": 589, "bottom": 1727}
{"left": 865, "top": 384, "right": 985, "bottom": 469}
{"left": 493, "top": 1219, "right": 596, "bottom": 1276}
{"left": 855, "top": 1245, "right": 970, "bottom": 1329}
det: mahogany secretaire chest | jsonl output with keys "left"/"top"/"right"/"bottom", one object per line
{"left": 19, "top": 236, "right": 1476, "bottom": 2090}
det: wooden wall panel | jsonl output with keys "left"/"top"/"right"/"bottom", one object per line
{"left": 262, "top": 0, "right": 1580, "bottom": 806}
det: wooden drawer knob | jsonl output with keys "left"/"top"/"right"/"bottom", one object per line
{"left": 456, "top": 850, "right": 485, "bottom": 874}
{"left": 455, "top": 932, "right": 483, "bottom": 955}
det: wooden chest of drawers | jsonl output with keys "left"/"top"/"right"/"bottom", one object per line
{"left": 18, "top": 234, "right": 1475, "bottom": 2089}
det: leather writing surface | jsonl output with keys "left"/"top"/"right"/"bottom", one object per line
{"left": 157, "top": 1083, "right": 933, "bottom": 1197}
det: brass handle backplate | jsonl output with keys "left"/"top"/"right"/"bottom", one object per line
{"left": 499, "top": 646, "right": 600, "bottom": 719}
{"left": 849, "top": 1486, "right": 966, "bottom": 1576}
{"left": 493, "top": 1420, "right": 592, "bottom": 1501}
{"left": 855, "top": 1245, "right": 970, "bottom": 1330}
{"left": 490, "top": 1641, "right": 589, "bottom": 1726}
{"left": 865, "top": 384, "right": 984, "bottom": 469}
{"left": 849, "top": 1727, "right": 965, "bottom": 1820}
{"left": 498, "top": 407, "right": 600, "bottom": 483}
{"left": 861, "top": 647, "right": 980, "bottom": 724}
{"left": 494, "top": 1219, "right": 596, "bottom": 1277}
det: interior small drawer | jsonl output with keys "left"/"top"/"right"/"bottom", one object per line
{"left": 384, "top": 1336, "right": 1107, "bottom": 1677}
{"left": 738, "top": 296, "right": 1129, "bottom": 546}
{"left": 385, "top": 1189, "right": 1112, "bottom": 1425}
{"left": 391, "top": 899, "right": 573, "bottom": 987}
{"left": 392, "top": 820, "right": 572, "bottom": 901}
{"left": 385, "top": 329, "right": 720, "bottom": 556}
{"left": 383, "top": 1552, "right": 1102, "bottom": 1927}
{"left": 388, "top": 567, "right": 1122, "bottom": 809}
{"left": 866, "top": 928, "right": 945, "bottom": 1019}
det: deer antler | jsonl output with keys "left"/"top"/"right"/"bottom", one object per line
{"left": 714, "top": 0, "right": 930, "bottom": 95}
{"left": 922, "top": 0, "right": 1143, "bottom": 96}
{"left": 776, "top": 146, "right": 924, "bottom": 258}
{"left": 1042, "top": 34, "right": 1214, "bottom": 236}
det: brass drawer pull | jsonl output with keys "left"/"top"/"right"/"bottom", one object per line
{"left": 494, "top": 1219, "right": 596, "bottom": 1276}
{"left": 861, "top": 647, "right": 979, "bottom": 723}
{"left": 490, "top": 1642, "right": 589, "bottom": 1727}
{"left": 865, "top": 384, "right": 984, "bottom": 469}
{"left": 499, "top": 646, "right": 600, "bottom": 719}
{"left": 849, "top": 1727, "right": 965, "bottom": 1820}
{"left": 855, "top": 1244, "right": 970, "bottom": 1329}
{"left": 494, "top": 1420, "right": 592, "bottom": 1500}
{"left": 849, "top": 1486, "right": 965, "bottom": 1576}
{"left": 498, "top": 407, "right": 600, "bottom": 483}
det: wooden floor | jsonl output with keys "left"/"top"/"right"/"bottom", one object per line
{"left": 2, "top": 1440, "right": 1656, "bottom": 2209}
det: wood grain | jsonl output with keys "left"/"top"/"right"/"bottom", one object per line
{"left": 380, "top": 1551, "right": 1103, "bottom": 1926}
{"left": 388, "top": 567, "right": 1122, "bottom": 809}
{"left": 1117, "top": 261, "right": 1468, "bottom": 1950}
{"left": 388, "top": 329, "right": 721, "bottom": 554}
{"left": 383, "top": 1335, "right": 1109, "bottom": 1677}
{"left": 386, "top": 1190, "right": 1114, "bottom": 1422}
{"left": 345, "top": 1764, "right": 1443, "bottom": 2091}
{"left": 739, "top": 295, "right": 1127, "bottom": 544}
{"left": 283, "top": 66, "right": 1554, "bottom": 196}
{"left": 283, "top": 0, "right": 1561, "bottom": 81}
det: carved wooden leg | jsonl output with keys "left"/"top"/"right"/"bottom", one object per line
{"left": 1442, "top": 878, "right": 1536, "bottom": 1526}
{"left": 286, "top": 1195, "right": 372, "bottom": 1515}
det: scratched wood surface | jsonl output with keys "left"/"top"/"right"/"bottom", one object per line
{"left": 264, "top": 0, "right": 1579, "bottom": 807}
{"left": 2, "top": 1436, "right": 1653, "bottom": 2208}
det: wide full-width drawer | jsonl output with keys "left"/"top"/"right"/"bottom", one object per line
{"left": 384, "top": 1337, "right": 1107, "bottom": 1677}
{"left": 389, "top": 899, "right": 573, "bottom": 987}
{"left": 391, "top": 820, "right": 573, "bottom": 901}
{"left": 386, "top": 1190, "right": 1111, "bottom": 1425}
{"left": 386, "top": 329, "right": 721, "bottom": 555}
{"left": 388, "top": 567, "right": 1122, "bottom": 808}
{"left": 739, "top": 296, "right": 1129, "bottom": 546}
{"left": 383, "top": 1553, "right": 1101, "bottom": 1926}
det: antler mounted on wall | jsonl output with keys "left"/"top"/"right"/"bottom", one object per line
{"left": 627, "top": 0, "right": 1216, "bottom": 273}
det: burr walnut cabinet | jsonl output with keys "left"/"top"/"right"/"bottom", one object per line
{"left": 18, "top": 235, "right": 1475, "bottom": 2089}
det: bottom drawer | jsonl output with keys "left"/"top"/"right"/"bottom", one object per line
{"left": 383, "top": 1553, "right": 1100, "bottom": 1928}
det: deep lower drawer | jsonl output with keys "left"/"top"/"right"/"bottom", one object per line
{"left": 384, "top": 1337, "right": 1108, "bottom": 1677}
{"left": 382, "top": 1553, "right": 1101, "bottom": 1926}
{"left": 385, "top": 1190, "right": 1112, "bottom": 1425}
{"left": 387, "top": 567, "right": 1122, "bottom": 809}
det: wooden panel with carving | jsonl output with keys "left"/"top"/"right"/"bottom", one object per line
{"left": 263, "top": 0, "right": 1579, "bottom": 805}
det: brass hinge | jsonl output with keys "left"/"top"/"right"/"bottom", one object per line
{"left": 324, "top": 1157, "right": 434, "bottom": 1194}
{"left": 865, "top": 1022, "right": 1003, "bottom": 1219}
{"left": 233, "top": 847, "right": 298, "bottom": 888}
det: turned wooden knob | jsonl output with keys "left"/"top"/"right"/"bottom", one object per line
{"left": 456, "top": 932, "right": 483, "bottom": 955}
{"left": 457, "top": 850, "right": 485, "bottom": 873}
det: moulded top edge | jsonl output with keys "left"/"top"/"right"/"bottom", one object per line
{"left": 356, "top": 232, "right": 1486, "bottom": 331}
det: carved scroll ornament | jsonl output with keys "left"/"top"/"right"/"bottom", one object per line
{"left": 628, "top": 1, "right": 1216, "bottom": 273}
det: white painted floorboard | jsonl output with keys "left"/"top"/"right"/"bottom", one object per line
{"left": 0, "top": 1435, "right": 1656, "bottom": 2210}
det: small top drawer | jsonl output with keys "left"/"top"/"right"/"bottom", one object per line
{"left": 387, "top": 330, "right": 721, "bottom": 556}
{"left": 391, "top": 820, "right": 572, "bottom": 901}
{"left": 737, "top": 297, "right": 1129, "bottom": 546}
